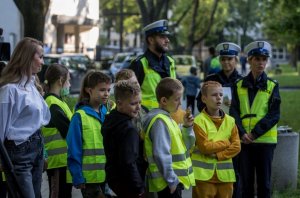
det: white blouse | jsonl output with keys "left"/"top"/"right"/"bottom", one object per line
{"left": 0, "top": 76, "right": 50, "bottom": 145}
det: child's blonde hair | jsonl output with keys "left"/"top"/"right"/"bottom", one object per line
{"left": 115, "top": 69, "right": 136, "bottom": 82}
{"left": 201, "top": 81, "right": 222, "bottom": 96}
{"left": 114, "top": 80, "right": 140, "bottom": 101}
{"left": 156, "top": 77, "right": 183, "bottom": 101}
{"left": 78, "top": 70, "right": 111, "bottom": 103}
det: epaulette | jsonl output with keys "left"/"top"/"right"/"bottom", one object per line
{"left": 267, "top": 77, "right": 278, "bottom": 84}
{"left": 132, "top": 54, "right": 145, "bottom": 63}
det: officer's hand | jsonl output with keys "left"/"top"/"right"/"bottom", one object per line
{"left": 170, "top": 184, "right": 177, "bottom": 194}
{"left": 242, "top": 134, "right": 253, "bottom": 144}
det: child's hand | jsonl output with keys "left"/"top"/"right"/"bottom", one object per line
{"left": 183, "top": 110, "right": 194, "bottom": 128}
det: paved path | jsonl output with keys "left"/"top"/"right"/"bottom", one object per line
{"left": 41, "top": 172, "right": 192, "bottom": 198}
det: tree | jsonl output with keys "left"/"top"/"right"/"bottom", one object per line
{"left": 171, "top": 0, "right": 226, "bottom": 53}
{"left": 225, "top": 0, "right": 262, "bottom": 50}
{"left": 13, "top": 0, "right": 50, "bottom": 41}
{"left": 262, "top": 0, "right": 300, "bottom": 67}
{"left": 136, "top": 0, "right": 170, "bottom": 28}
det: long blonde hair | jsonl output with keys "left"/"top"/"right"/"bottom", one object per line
{"left": 0, "top": 37, "right": 43, "bottom": 88}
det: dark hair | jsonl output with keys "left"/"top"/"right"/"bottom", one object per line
{"left": 78, "top": 70, "right": 111, "bottom": 103}
{"left": 156, "top": 77, "right": 183, "bottom": 101}
{"left": 43, "top": 64, "right": 69, "bottom": 93}
{"left": 208, "top": 46, "right": 216, "bottom": 55}
{"left": 0, "top": 61, "right": 6, "bottom": 76}
{"left": 114, "top": 80, "right": 140, "bottom": 101}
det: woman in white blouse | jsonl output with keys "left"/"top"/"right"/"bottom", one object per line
{"left": 0, "top": 37, "right": 50, "bottom": 198}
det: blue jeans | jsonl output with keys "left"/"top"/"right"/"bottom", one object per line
{"left": 4, "top": 130, "right": 44, "bottom": 198}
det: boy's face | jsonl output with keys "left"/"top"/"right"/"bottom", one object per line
{"left": 86, "top": 82, "right": 111, "bottom": 105}
{"left": 202, "top": 86, "right": 223, "bottom": 111}
{"left": 162, "top": 90, "right": 182, "bottom": 113}
{"left": 117, "top": 93, "right": 141, "bottom": 118}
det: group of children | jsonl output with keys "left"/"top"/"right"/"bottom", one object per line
{"left": 39, "top": 64, "right": 240, "bottom": 198}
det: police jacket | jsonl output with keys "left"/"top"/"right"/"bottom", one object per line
{"left": 230, "top": 71, "right": 281, "bottom": 140}
{"left": 101, "top": 109, "right": 147, "bottom": 194}
{"left": 129, "top": 49, "right": 174, "bottom": 86}
{"left": 196, "top": 69, "right": 242, "bottom": 111}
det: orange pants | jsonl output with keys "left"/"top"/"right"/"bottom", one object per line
{"left": 192, "top": 180, "right": 233, "bottom": 198}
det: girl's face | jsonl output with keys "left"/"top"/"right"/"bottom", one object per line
{"left": 86, "top": 82, "right": 111, "bottom": 107}
{"left": 32, "top": 45, "right": 44, "bottom": 74}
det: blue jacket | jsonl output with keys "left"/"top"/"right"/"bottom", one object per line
{"left": 67, "top": 103, "right": 107, "bottom": 186}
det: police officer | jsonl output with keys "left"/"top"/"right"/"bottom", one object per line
{"left": 129, "top": 19, "right": 176, "bottom": 110}
{"left": 230, "top": 41, "right": 281, "bottom": 198}
{"left": 196, "top": 42, "right": 243, "bottom": 112}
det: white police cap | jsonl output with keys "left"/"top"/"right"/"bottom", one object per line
{"left": 143, "top": 19, "right": 170, "bottom": 37}
{"left": 216, "top": 42, "right": 241, "bottom": 57}
{"left": 244, "top": 41, "right": 272, "bottom": 57}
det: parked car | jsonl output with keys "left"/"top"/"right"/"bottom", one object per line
{"left": 42, "top": 53, "right": 94, "bottom": 93}
{"left": 109, "top": 52, "right": 142, "bottom": 77}
{"left": 173, "top": 55, "right": 199, "bottom": 77}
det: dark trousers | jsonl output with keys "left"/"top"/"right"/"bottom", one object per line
{"left": 186, "top": 95, "right": 196, "bottom": 115}
{"left": 232, "top": 154, "right": 241, "bottom": 198}
{"left": 240, "top": 143, "right": 276, "bottom": 198}
{"left": 157, "top": 183, "right": 184, "bottom": 198}
{"left": 109, "top": 181, "right": 145, "bottom": 198}
{"left": 0, "top": 173, "right": 8, "bottom": 198}
{"left": 47, "top": 167, "right": 72, "bottom": 198}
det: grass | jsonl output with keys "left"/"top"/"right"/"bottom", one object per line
{"left": 268, "top": 64, "right": 300, "bottom": 87}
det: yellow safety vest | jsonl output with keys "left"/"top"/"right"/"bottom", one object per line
{"left": 192, "top": 113, "right": 236, "bottom": 182}
{"left": 42, "top": 95, "right": 73, "bottom": 169}
{"left": 140, "top": 56, "right": 176, "bottom": 110}
{"left": 67, "top": 109, "right": 106, "bottom": 183}
{"left": 144, "top": 114, "right": 195, "bottom": 192}
{"left": 237, "top": 79, "right": 277, "bottom": 143}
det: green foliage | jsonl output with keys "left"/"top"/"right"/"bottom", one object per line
{"left": 279, "top": 90, "right": 300, "bottom": 131}
{"left": 170, "top": 0, "right": 228, "bottom": 49}
{"left": 262, "top": 0, "right": 300, "bottom": 45}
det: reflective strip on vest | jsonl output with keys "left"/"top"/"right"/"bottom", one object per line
{"left": 140, "top": 56, "right": 176, "bottom": 110}
{"left": 67, "top": 109, "right": 106, "bottom": 184}
{"left": 42, "top": 95, "right": 73, "bottom": 169}
{"left": 192, "top": 113, "right": 236, "bottom": 182}
{"left": 237, "top": 79, "right": 277, "bottom": 143}
{"left": 144, "top": 114, "right": 195, "bottom": 192}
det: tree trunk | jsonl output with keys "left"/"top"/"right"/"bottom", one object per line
{"left": 13, "top": 0, "right": 50, "bottom": 41}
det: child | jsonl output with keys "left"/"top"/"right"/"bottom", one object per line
{"left": 191, "top": 81, "right": 240, "bottom": 198}
{"left": 102, "top": 80, "right": 147, "bottom": 198}
{"left": 67, "top": 71, "right": 111, "bottom": 198}
{"left": 182, "top": 67, "right": 201, "bottom": 115}
{"left": 42, "top": 63, "right": 73, "bottom": 198}
{"left": 143, "top": 77, "right": 195, "bottom": 198}
{"left": 115, "top": 69, "right": 148, "bottom": 134}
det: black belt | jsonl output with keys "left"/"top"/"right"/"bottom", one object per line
{"left": 241, "top": 114, "right": 256, "bottom": 120}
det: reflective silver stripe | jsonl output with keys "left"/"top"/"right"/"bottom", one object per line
{"left": 44, "top": 133, "right": 62, "bottom": 144}
{"left": 192, "top": 149, "right": 201, "bottom": 155}
{"left": 147, "top": 152, "right": 188, "bottom": 164}
{"left": 149, "top": 167, "right": 193, "bottom": 179}
{"left": 47, "top": 147, "right": 67, "bottom": 156}
{"left": 83, "top": 149, "right": 105, "bottom": 156}
{"left": 82, "top": 163, "right": 105, "bottom": 171}
{"left": 217, "top": 163, "right": 233, "bottom": 170}
{"left": 192, "top": 160, "right": 214, "bottom": 169}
